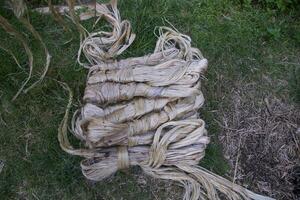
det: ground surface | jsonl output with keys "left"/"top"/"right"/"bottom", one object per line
{"left": 0, "top": 0, "right": 299, "bottom": 199}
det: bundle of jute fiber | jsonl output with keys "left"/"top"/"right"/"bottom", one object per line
{"left": 56, "top": 1, "right": 274, "bottom": 199}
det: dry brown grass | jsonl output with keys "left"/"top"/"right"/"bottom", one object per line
{"left": 218, "top": 77, "right": 300, "bottom": 199}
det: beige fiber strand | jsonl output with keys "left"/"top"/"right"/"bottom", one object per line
{"left": 0, "top": 14, "right": 33, "bottom": 101}
{"left": 9, "top": 0, "right": 51, "bottom": 94}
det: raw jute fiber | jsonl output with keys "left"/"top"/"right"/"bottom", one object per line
{"left": 0, "top": 0, "right": 51, "bottom": 100}
{"left": 52, "top": 1, "right": 274, "bottom": 199}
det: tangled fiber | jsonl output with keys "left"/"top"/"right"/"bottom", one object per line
{"left": 0, "top": 0, "right": 51, "bottom": 100}
{"left": 0, "top": 14, "right": 33, "bottom": 101}
{"left": 55, "top": 1, "right": 274, "bottom": 199}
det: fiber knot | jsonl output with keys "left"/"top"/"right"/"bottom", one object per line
{"left": 117, "top": 146, "right": 130, "bottom": 170}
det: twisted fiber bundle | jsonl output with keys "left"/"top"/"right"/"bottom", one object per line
{"left": 75, "top": 94, "right": 204, "bottom": 147}
{"left": 56, "top": 1, "right": 274, "bottom": 199}
{"left": 87, "top": 59, "right": 207, "bottom": 86}
{"left": 83, "top": 81, "right": 201, "bottom": 104}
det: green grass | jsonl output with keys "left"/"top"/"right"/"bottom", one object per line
{"left": 0, "top": 0, "right": 299, "bottom": 199}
